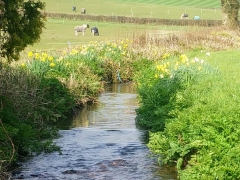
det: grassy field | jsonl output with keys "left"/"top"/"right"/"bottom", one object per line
{"left": 26, "top": 0, "right": 222, "bottom": 52}
{"left": 26, "top": 19, "right": 190, "bottom": 51}
{"left": 42, "top": 0, "right": 221, "bottom": 20}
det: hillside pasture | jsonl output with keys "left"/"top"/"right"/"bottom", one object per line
{"left": 42, "top": 0, "right": 221, "bottom": 20}
{"left": 26, "top": 0, "right": 223, "bottom": 52}
{"left": 115, "top": 0, "right": 220, "bottom": 8}
{"left": 26, "top": 18, "right": 190, "bottom": 51}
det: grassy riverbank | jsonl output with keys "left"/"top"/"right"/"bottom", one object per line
{"left": 2, "top": 0, "right": 240, "bottom": 179}
{"left": 135, "top": 42, "right": 240, "bottom": 178}
{"left": 2, "top": 25, "right": 240, "bottom": 179}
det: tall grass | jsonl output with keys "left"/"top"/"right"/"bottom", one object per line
{"left": 130, "top": 26, "right": 240, "bottom": 60}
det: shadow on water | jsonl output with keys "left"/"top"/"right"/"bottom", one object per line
{"left": 60, "top": 82, "right": 138, "bottom": 130}
{"left": 11, "top": 82, "right": 177, "bottom": 180}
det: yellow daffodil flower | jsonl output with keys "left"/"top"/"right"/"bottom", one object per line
{"left": 49, "top": 62, "right": 55, "bottom": 67}
{"left": 28, "top": 51, "right": 33, "bottom": 58}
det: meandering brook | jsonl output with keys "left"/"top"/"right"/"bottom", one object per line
{"left": 11, "top": 83, "right": 177, "bottom": 180}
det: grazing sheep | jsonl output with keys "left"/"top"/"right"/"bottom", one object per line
{"left": 81, "top": 8, "right": 86, "bottom": 14}
{"left": 72, "top": 6, "right": 76, "bottom": 12}
{"left": 180, "top": 13, "right": 188, "bottom": 19}
{"left": 74, "top": 24, "right": 89, "bottom": 35}
{"left": 193, "top": 16, "right": 200, "bottom": 20}
{"left": 91, "top": 27, "right": 99, "bottom": 36}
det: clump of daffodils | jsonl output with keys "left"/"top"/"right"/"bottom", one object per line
{"left": 154, "top": 54, "right": 205, "bottom": 79}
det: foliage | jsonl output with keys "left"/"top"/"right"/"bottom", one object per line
{"left": 142, "top": 52, "right": 240, "bottom": 179}
{"left": 0, "top": 39, "right": 140, "bottom": 176}
{"left": 135, "top": 54, "right": 211, "bottom": 132}
{"left": 38, "top": 77, "right": 75, "bottom": 123}
{"left": 0, "top": 0, "right": 46, "bottom": 61}
{"left": 221, "top": 0, "right": 239, "bottom": 29}
{"left": 148, "top": 73, "right": 240, "bottom": 179}
{"left": 54, "top": 39, "right": 135, "bottom": 84}
{"left": 0, "top": 14, "right": 240, "bottom": 179}
{"left": 0, "top": 96, "right": 59, "bottom": 156}
{"left": 0, "top": 63, "right": 77, "bottom": 176}
{"left": 25, "top": 50, "right": 103, "bottom": 104}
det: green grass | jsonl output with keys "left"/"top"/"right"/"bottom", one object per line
{"left": 42, "top": 0, "right": 221, "bottom": 19}
{"left": 26, "top": 18, "right": 189, "bottom": 51}
{"left": 144, "top": 49, "right": 240, "bottom": 179}
{"left": 115, "top": 0, "right": 220, "bottom": 8}
{"left": 189, "top": 50, "right": 240, "bottom": 78}
{"left": 26, "top": 0, "right": 222, "bottom": 51}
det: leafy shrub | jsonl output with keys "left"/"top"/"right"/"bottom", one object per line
{"left": 38, "top": 77, "right": 75, "bottom": 123}
{"left": 0, "top": 95, "right": 59, "bottom": 164}
{"left": 145, "top": 54, "right": 240, "bottom": 179}
{"left": 135, "top": 54, "right": 208, "bottom": 132}
{"left": 136, "top": 76, "right": 183, "bottom": 131}
{"left": 148, "top": 73, "right": 240, "bottom": 179}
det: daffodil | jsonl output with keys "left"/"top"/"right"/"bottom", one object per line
{"left": 71, "top": 49, "right": 78, "bottom": 55}
{"left": 174, "top": 65, "right": 178, "bottom": 71}
{"left": 156, "top": 65, "right": 162, "bottom": 71}
{"left": 49, "top": 62, "right": 55, "bottom": 67}
{"left": 65, "top": 62, "right": 70, "bottom": 66}
{"left": 41, "top": 57, "right": 46, "bottom": 62}
{"left": 34, "top": 53, "right": 40, "bottom": 59}
{"left": 180, "top": 54, "right": 189, "bottom": 63}
{"left": 48, "top": 56, "right": 53, "bottom": 61}
{"left": 21, "top": 63, "right": 26, "bottom": 67}
{"left": 28, "top": 51, "right": 33, "bottom": 58}
{"left": 163, "top": 53, "right": 170, "bottom": 59}
{"left": 57, "top": 56, "right": 63, "bottom": 61}
{"left": 42, "top": 53, "right": 48, "bottom": 58}
{"left": 206, "top": 52, "right": 210, "bottom": 56}
{"left": 194, "top": 57, "right": 199, "bottom": 62}
{"left": 62, "top": 50, "right": 67, "bottom": 55}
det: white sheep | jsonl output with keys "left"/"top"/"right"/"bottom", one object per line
{"left": 81, "top": 8, "right": 86, "bottom": 14}
{"left": 74, "top": 24, "right": 89, "bottom": 35}
{"left": 180, "top": 13, "right": 188, "bottom": 19}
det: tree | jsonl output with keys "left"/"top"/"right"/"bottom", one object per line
{"left": 221, "top": 0, "right": 240, "bottom": 29}
{"left": 0, "top": 0, "right": 46, "bottom": 61}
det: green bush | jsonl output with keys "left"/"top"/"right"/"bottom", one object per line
{"left": 136, "top": 76, "right": 182, "bottom": 131}
{"left": 148, "top": 74, "right": 240, "bottom": 179}
{"left": 38, "top": 77, "right": 75, "bottom": 123}
{"left": 135, "top": 54, "right": 208, "bottom": 132}
{"left": 0, "top": 95, "right": 59, "bottom": 164}
{"left": 144, "top": 55, "right": 240, "bottom": 179}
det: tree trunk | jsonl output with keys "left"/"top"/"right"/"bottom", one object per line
{"left": 221, "top": 0, "right": 239, "bottom": 29}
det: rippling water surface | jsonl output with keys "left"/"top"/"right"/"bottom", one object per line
{"left": 11, "top": 83, "right": 177, "bottom": 180}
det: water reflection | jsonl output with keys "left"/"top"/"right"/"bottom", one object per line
{"left": 105, "top": 82, "right": 137, "bottom": 94}
{"left": 11, "top": 83, "right": 177, "bottom": 180}
{"left": 64, "top": 82, "right": 138, "bottom": 129}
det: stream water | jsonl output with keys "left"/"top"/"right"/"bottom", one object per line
{"left": 11, "top": 83, "right": 177, "bottom": 180}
